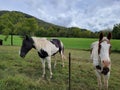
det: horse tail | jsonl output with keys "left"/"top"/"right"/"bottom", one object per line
{"left": 60, "top": 41, "right": 67, "bottom": 60}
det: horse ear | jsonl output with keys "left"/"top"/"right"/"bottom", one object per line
{"left": 99, "top": 32, "right": 103, "bottom": 41}
{"left": 107, "top": 32, "right": 112, "bottom": 40}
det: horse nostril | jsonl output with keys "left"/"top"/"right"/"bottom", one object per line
{"left": 21, "top": 55, "right": 25, "bottom": 58}
{"left": 20, "top": 53, "right": 25, "bottom": 58}
{"left": 102, "top": 60, "right": 110, "bottom": 67}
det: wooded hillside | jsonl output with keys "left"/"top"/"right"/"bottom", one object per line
{"left": 0, "top": 10, "right": 120, "bottom": 39}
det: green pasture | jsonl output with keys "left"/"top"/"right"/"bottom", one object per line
{"left": 0, "top": 35, "right": 120, "bottom": 90}
{"left": 0, "top": 35, "right": 120, "bottom": 51}
{"left": 0, "top": 46, "right": 120, "bottom": 90}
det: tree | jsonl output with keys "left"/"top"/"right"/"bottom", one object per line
{"left": 18, "top": 18, "right": 38, "bottom": 36}
{"left": 112, "top": 24, "right": 120, "bottom": 39}
{"left": 0, "top": 11, "right": 25, "bottom": 45}
{"left": 0, "top": 11, "right": 38, "bottom": 45}
{"left": 35, "top": 27, "right": 47, "bottom": 37}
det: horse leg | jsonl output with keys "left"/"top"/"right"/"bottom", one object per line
{"left": 60, "top": 51, "right": 65, "bottom": 67}
{"left": 41, "top": 59, "right": 46, "bottom": 78}
{"left": 104, "top": 79, "right": 108, "bottom": 90}
{"left": 95, "top": 70, "right": 102, "bottom": 90}
{"left": 61, "top": 55, "right": 64, "bottom": 67}
{"left": 103, "top": 72, "right": 110, "bottom": 90}
{"left": 46, "top": 57, "right": 53, "bottom": 79}
{"left": 97, "top": 77, "right": 102, "bottom": 90}
{"left": 53, "top": 56, "right": 57, "bottom": 69}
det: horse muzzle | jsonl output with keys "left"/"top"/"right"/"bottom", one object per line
{"left": 20, "top": 53, "right": 25, "bottom": 58}
{"left": 101, "top": 67, "right": 110, "bottom": 75}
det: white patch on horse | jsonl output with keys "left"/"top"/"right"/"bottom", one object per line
{"left": 32, "top": 37, "right": 59, "bottom": 56}
{"left": 99, "top": 38, "right": 111, "bottom": 62}
{"left": 91, "top": 41, "right": 99, "bottom": 66}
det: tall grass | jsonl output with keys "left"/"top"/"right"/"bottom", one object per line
{"left": 0, "top": 46, "right": 120, "bottom": 90}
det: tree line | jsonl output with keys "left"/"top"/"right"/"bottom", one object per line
{"left": 0, "top": 11, "right": 120, "bottom": 45}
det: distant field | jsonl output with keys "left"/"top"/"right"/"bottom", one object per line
{"left": 0, "top": 35, "right": 120, "bottom": 51}
{"left": 0, "top": 35, "right": 22, "bottom": 46}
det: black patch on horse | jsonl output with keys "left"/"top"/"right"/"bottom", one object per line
{"left": 96, "top": 65, "right": 101, "bottom": 70}
{"left": 52, "top": 51, "right": 59, "bottom": 56}
{"left": 20, "top": 37, "right": 34, "bottom": 58}
{"left": 50, "top": 39, "right": 62, "bottom": 53}
{"left": 38, "top": 49, "right": 48, "bottom": 58}
{"left": 101, "top": 67, "right": 109, "bottom": 75}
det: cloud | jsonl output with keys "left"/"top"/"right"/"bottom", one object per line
{"left": 0, "top": 0, "right": 120, "bottom": 31}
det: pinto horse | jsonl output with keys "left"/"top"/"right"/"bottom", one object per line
{"left": 91, "top": 32, "right": 112, "bottom": 90}
{"left": 20, "top": 36, "right": 65, "bottom": 79}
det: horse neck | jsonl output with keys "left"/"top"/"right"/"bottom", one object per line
{"left": 91, "top": 41, "right": 99, "bottom": 60}
{"left": 32, "top": 37, "right": 49, "bottom": 51}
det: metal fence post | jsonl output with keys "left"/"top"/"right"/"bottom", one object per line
{"left": 69, "top": 52, "right": 71, "bottom": 90}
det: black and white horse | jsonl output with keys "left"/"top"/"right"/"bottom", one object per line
{"left": 91, "top": 32, "right": 112, "bottom": 90}
{"left": 20, "top": 36, "right": 65, "bottom": 79}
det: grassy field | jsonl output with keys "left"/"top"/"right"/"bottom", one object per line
{"left": 0, "top": 35, "right": 120, "bottom": 90}
{"left": 0, "top": 46, "right": 120, "bottom": 90}
{"left": 0, "top": 35, "right": 120, "bottom": 51}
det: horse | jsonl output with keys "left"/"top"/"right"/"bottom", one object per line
{"left": 19, "top": 36, "right": 65, "bottom": 79}
{"left": 90, "top": 32, "right": 112, "bottom": 90}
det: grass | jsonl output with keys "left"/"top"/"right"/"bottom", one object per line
{"left": 0, "top": 35, "right": 120, "bottom": 90}
{"left": 0, "top": 35, "right": 120, "bottom": 51}
{"left": 0, "top": 46, "right": 120, "bottom": 90}
{"left": 0, "top": 35, "right": 22, "bottom": 46}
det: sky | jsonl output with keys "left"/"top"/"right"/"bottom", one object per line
{"left": 0, "top": 0, "right": 120, "bottom": 31}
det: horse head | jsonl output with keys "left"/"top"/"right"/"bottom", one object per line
{"left": 20, "top": 35, "right": 34, "bottom": 58}
{"left": 98, "top": 32, "right": 112, "bottom": 74}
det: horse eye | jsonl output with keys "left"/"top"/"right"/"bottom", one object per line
{"left": 99, "top": 44, "right": 101, "bottom": 48}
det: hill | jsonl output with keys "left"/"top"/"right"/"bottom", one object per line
{"left": 1, "top": 10, "right": 118, "bottom": 39}
{"left": 0, "top": 10, "right": 66, "bottom": 30}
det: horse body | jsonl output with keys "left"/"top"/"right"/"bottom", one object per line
{"left": 32, "top": 37, "right": 60, "bottom": 56}
{"left": 91, "top": 33, "right": 111, "bottom": 90}
{"left": 20, "top": 36, "right": 65, "bottom": 79}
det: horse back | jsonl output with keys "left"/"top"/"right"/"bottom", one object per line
{"left": 50, "top": 39, "right": 64, "bottom": 53}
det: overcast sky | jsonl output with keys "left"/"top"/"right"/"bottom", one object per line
{"left": 0, "top": 0, "right": 120, "bottom": 31}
